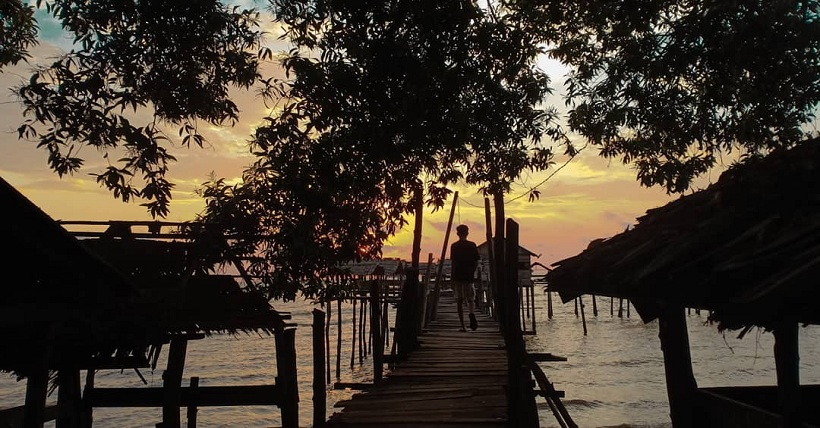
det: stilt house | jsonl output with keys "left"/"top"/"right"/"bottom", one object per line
{"left": 0, "top": 176, "right": 298, "bottom": 428}
{"left": 546, "top": 137, "right": 820, "bottom": 428}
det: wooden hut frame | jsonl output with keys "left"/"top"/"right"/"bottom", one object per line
{"left": 546, "top": 137, "right": 820, "bottom": 428}
{"left": 0, "top": 176, "right": 299, "bottom": 428}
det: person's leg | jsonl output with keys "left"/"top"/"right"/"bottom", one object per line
{"left": 455, "top": 281, "right": 467, "bottom": 331}
{"left": 467, "top": 282, "right": 477, "bottom": 330}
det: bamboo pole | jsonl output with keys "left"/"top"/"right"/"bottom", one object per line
{"left": 483, "top": 197, "right": 496, "bottom": 319}
{"left": 431, "top": 191, "right": 458, "bottom": 321}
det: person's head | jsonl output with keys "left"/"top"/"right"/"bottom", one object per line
{"left": 456, "top": 224, "right": 469, "bottom": 238}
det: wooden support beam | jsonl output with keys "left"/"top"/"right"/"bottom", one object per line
{"left": 658, "top": 305, "right": 699, "bottom": 428}
{"left": 57, "top": 369, "right": 82, "bottom": 428}
{"left": 186, "top": 377, "right": 198, "bottom": 428}
{"left": 370, "top": 280, "right": 383, "bottom": 381}
{"left": 275, "top": 328, "right": 299, "bottom": 428}
{"left": 162, "top": 339, "right": 188, "bottom": 428}
{"left": 313, "top": 309, "right": 327, "bottom": 428}
{"left": 774, "top": 322, "right": 802, "bottom": 428}
{"left": 23, "top": 367, "right": 48, "bottom": 428}
{"left": 84, "top": 385, "right": 281, "bottom": 407}
{"left": 432, "top": 191, "right": 458, "bottom": 322}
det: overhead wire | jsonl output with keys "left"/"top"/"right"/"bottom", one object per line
{"left": 455, "top": 143, "right": 589, "bottom": 208}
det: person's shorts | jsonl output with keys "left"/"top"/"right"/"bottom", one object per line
{"left": 453, "top": 280, "right": 476, "bottom": 302}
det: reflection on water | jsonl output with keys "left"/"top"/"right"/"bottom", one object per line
{"left": 2, "top": 293, "right": 818, "bottom": 427}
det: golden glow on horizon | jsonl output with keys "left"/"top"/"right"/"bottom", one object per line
{"left": 1, "top": 39, "right": 680, "bottom": 269}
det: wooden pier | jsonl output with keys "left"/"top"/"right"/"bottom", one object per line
{"left": 326, "top": 292, "right": 508, "bottom": 427}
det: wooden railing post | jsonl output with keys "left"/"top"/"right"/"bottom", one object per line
{"left": 370, "top": 281, "right": 383, "bottom": 383}
{"left": 186, "top": 377, "right": 199, "bottom": 428}
{"left": 312, "top": 309, "right": 327, "bottom": 427}
{"left": 23, "top": 365, "right": 48, "bottom": 428}
{"left": 396, "top": 268, "right": 420, "bottom": 361}
{"left": 161, "top": 339, "right": 187, "bottom": 428}
{"left": 57, "top": 369, "right": 82, "bottom": 428}
{"left": 275, "top": 328, "right": 299, "bottom": 428}
{"left": 504, "top": 219, "right": 539, "bottom": 427}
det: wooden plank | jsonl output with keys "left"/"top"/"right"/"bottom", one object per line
{"left": 326, "top": 295, "right": 509, "bottom": 427}
{"left": 85, "top": 385, "right": 280, "bottom": 407}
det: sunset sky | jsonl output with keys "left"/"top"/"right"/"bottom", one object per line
{"left": 0, "top": 5, "right": 725, "bottom": 268}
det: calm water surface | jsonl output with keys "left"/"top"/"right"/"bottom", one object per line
{"left": 2, "top": 292, "right": 818, "bottom": 427}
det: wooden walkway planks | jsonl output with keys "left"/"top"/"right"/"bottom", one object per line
{"left": 326, "top": 293, "right": 508, "bottom": 427}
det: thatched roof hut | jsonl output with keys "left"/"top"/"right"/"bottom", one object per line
{"left": 545, "top": 137, "right": 820, "bottom": 428}
{"left": 1, "top": 177, "right": 295, "bottom": 427}
{"left": 547, "top": 137, "right": 820, "bottom": 332}
{"left": 0, "top": 177, "right": 162, "bottom": 378}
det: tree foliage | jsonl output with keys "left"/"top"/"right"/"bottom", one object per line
{"left": 13, "top": 0, "right": 266, "bottom": 217}
{"left": 507, "top": 0, "right": 820, "bottom": 192}
{"left": 195, "top": 0, "right": 565, "bottom": 299}
{"left": 0, "top": 0, "right": 38, "bottom": 69}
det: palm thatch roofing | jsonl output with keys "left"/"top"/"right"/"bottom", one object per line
{"left": 546, "top": 137, "right": 820, "bottom": 332}
{"left": 76, "top": 227, "right": 290, "bottom": 337}
{"left": 0, "top": 176, "right": 163, "bottom": 377}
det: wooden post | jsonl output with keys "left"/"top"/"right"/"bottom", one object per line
{"left": 350, "top": 297, "right": 357, "bottom": 369}
{"left": 313, "top": 309, "right": 327, "bottom": 428}
{"left": 484, "top": 197, "right": 496, "bottom": 320}
{"left": 420, "top": 253, "right": 433, "bottom": 331}
{"left": 57, "top": 369, "right": 82, "bottom": 428}
{"left": 81, "top": 370, "right": 95, "bottom": 428}
{"left": 432, "top": 191, "right": 458, "bottom": 321}
{"left": 358, "top": 296, "right": 365, "bottom": 364}
{"left": 325, "top": 302, "right": 331, "bottom": 384}
{"left": 504, "top": 219, "right": 538, "bottom": 426}
{"left": 774, "top": 322, "right": 801, "bottom": 428}
{"left": 493, "top": 193, "right": 505, "bottom": 328}
{"left": 618, "top": 298, "right": 624, "bottom": 318}
{"left": 580, "top": 296, "right": 588, "bottom": 336}
{"left": 658, "top": 305, "right": 698, "bottom": 428}
{"left": 186, "top": 377, "right": 199, "bottom": 428}
{"left": 23, "top": 367, "right": 48, "bottom": 428}
{"left": 276, "top": 328, "right": 299, "bottom": 428}
{"left": 397, "top": 268, "right": 421, "bottom": 360}
{"left": 162, "top": 339, "right": 188, "bottom": 428}
{"left": 529, "top": 283, "right": 536, "bottom": 333}
{"left": 591, "top": 295, "right": 598, "bottom": 317}
{"left": 547, "top": 288, "right": 553, "bottom": 319}
{"left": 370, "top": 280, "right": 383, "bottom": 383}
{"left": 336, "top": 295, "right": 342, "bottom": 380}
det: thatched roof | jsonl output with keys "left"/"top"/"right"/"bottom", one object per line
{"left": 0, "top": 177, "right": 163, "bottom": 377}
{"left": 78, "top": 228, "right": 290, "bottom": 337}
{"left": 546, "top": 137, "right": 820, "bottom": 332}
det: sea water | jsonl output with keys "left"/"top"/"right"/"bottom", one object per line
{"left": 2, "top": 293, "right": 818, "bottom": 427}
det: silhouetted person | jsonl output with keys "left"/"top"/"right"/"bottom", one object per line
{"left": 450, "top": 224, "right": 480, "bottom": 331}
